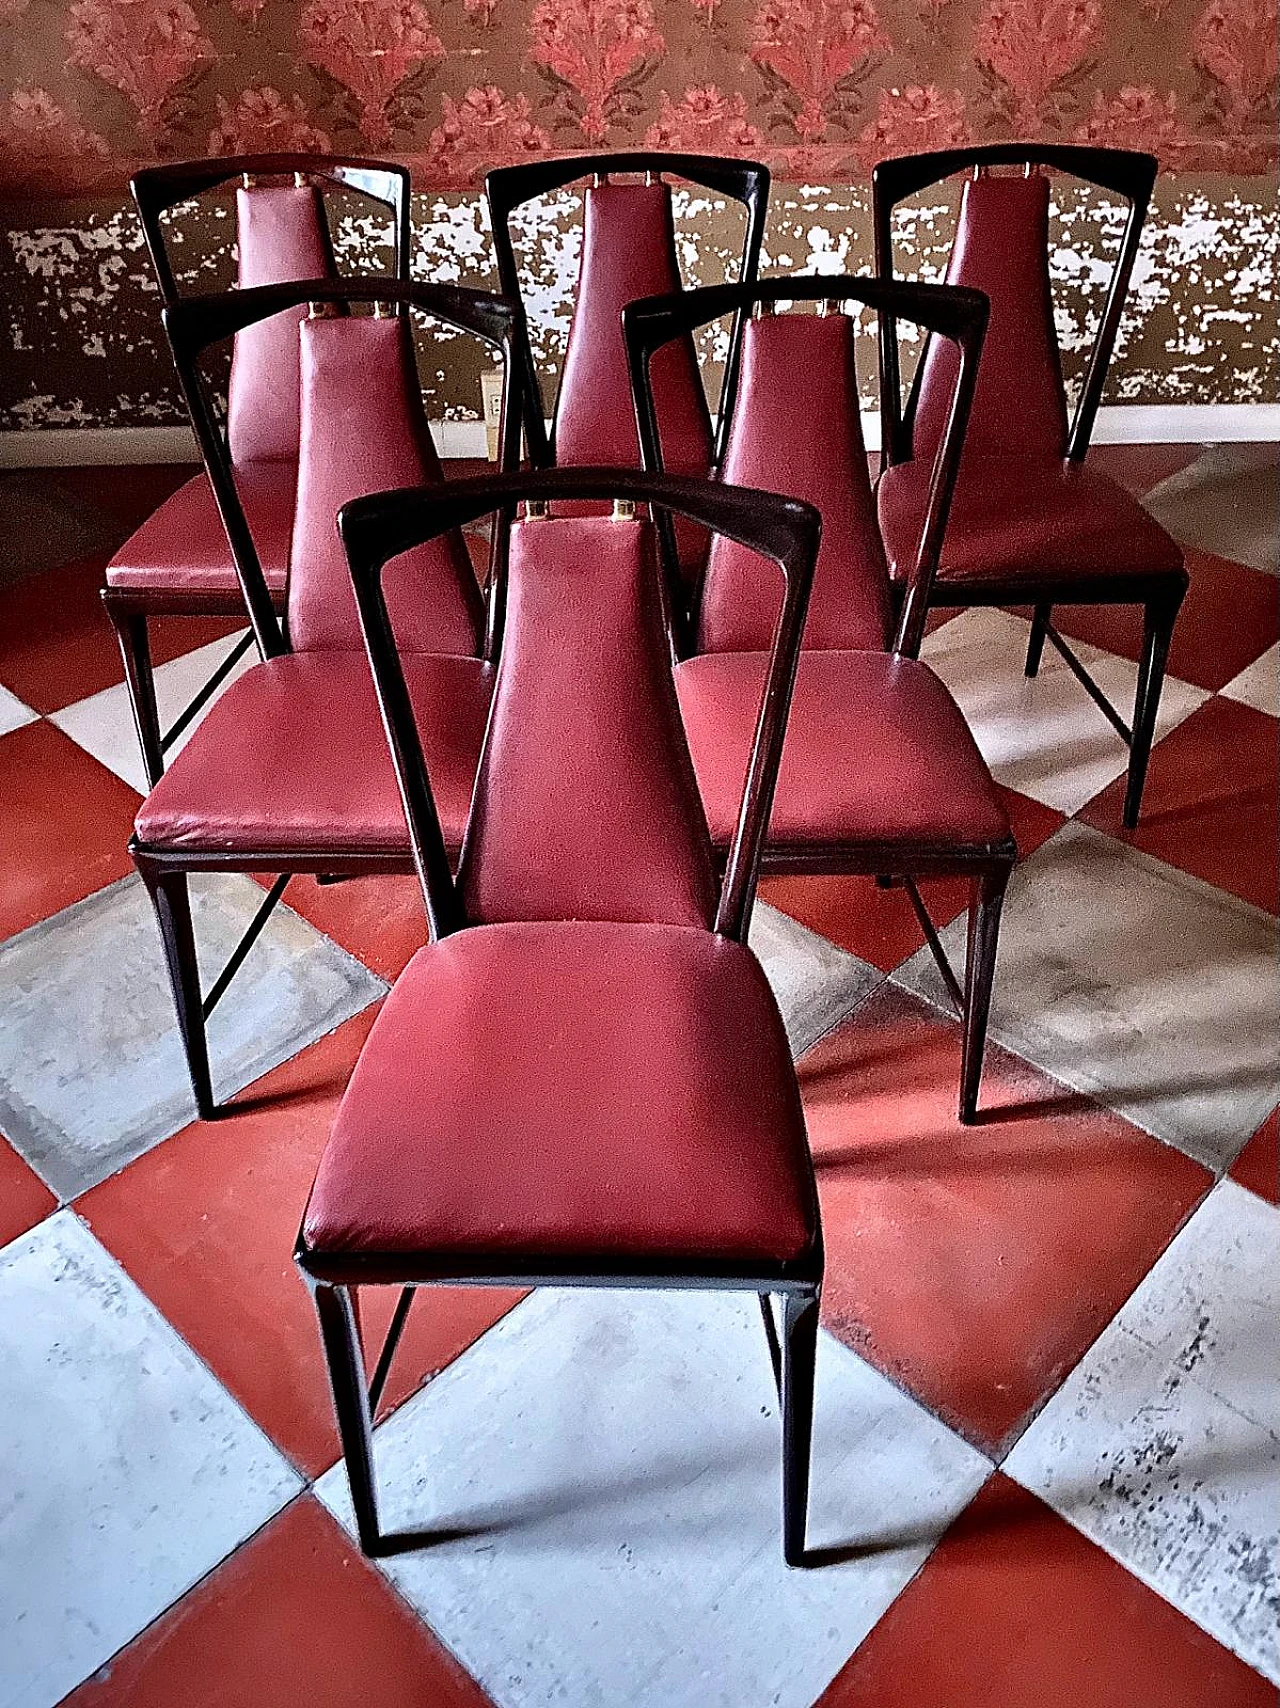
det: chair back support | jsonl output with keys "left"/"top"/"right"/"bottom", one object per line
{"left": 485, "top": 153, "right": 769, "bottom": 471}
{"left": 460, "top": 515, "right": 719, "bottom": 929}
{"left": 625, "top": 277, "right": 987, "bottom": 660}
{"left": 132, "top": 154, "right": 411, "bottom": 469}
{"left": 338, "top": 469, "right": 819, "bottom": 946}
{"left": 162, "top": 279, "right": 523, "bottom": 664}
{"left": 873, "top": 144, "right": 1156, "bottom": 465}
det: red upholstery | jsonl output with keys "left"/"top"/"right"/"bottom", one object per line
{"left": 912, "top": 172, "right": 1068, "bottom": 463}
{"left": 105, "top": 465, "right": 293, "bottom": 596}
{"left": 877, "top": 453, "right": 1185, "bottom": 585}
{"left": 700, "top": 314, "right": 889, "bottom": 653}
{"left": 133, "top": 652, "right": 492, "bottom": 855}
{"left": 461, "top": 517, "right": 718, "bottom": 928}
{"left": 676, "top": 650, "right": 1010, "bottom": 853}
{"left": 226, "top": 183, "right": 334, "bottom": 468}
{"left": 288, "top": 315, "right": 483, "bottom": 655}
{"left": 301, "top": 920, "right": 815, "bottom": 1275}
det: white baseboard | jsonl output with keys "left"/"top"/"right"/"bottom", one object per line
{"left": 1, "top": 404, "right": 1276, "bottom": 468}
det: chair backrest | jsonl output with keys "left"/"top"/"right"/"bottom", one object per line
{"left": 338, "top": 469, "right": 819, "bottom": 947}
{"left": 132, "top": 154, "right": 411, "bottom": 468}
{"left": 485, "top": 153, "right": 769, "bottom": 474}
{"left": 873, "top": 144, "right": 1156, "bottom": 466}
{"left": 162, "top": 279, "right": 523, "bottom": 664}
{"left": 625, "top": 277, "right": 988, "bottom": 661}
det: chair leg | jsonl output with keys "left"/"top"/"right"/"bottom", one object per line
{"left": 139, "top": 864, "right": 216, "bottom": 1121}
{"left": 959, "top": 867, "right": 1009, "bottom": 1125}
{"left": 314, "top": 1283, "right": 383, "bottom": 1555}
{"left": 1124, "top": 591, "right": 1182, "bottom": 829}
{"left": 780, "top": 1287, "right": 819, "bottom": 1567}
{"left": 1025, "top": 603, "right": 1052, "bottom": 678}
{"left": 110, "top": 607, "right": 165, "bottom": 788}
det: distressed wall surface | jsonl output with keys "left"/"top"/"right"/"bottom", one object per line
{"left": 1, "top": 175, "right": 1275, "bottom": 434}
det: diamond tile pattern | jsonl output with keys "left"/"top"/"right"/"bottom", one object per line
{"left": 1, "top": 448, "right": 1277, "bottom": 1704}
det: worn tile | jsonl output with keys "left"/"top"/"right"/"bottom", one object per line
{"left": 747, "top": 898, "right": 882, "bottom": 1057}
{"left": 894, "top": 822, "right": 1280, "bottom": 1171}
{"left": 800, "top": 985, "right": 1211, "bottom": 1452}
{"left": 818, "top": 1474, "right": 1276, "bottom": 1707}
{"left": 0, "top": 873, "right": 384, "bottom": 1198}
{"left": 1006, "top": 1181, "right": 1280, "bottom": 1683}
{"left": 63, "top": 1497, "right": 496, "bottom": 1708}
{"left": 1222, "top": 642, "right": 1279, "bottom": 718}
{"left": 0, "top": 1213, "right": 300, "bottom": 1708}
{"left": 0, "top": 683, "right": 37, "bottom": 736}
{"left": 316, "top": 1289, "right": 990, "bottom": 1708}
{"left": 920, "top": 607, "right": 1207, "bottom": 816}
{"left": 50, "top": 631, "right": 256, "bottom": 796}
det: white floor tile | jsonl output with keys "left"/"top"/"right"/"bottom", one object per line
{"left": 0, "top": 682, "right": 38, "bottom": 738}
{"left": 317, "top": 1289, "right": 990, "bottom": 1708}
{"left": 0, "top": 1213, "right": 300, "bottom": 1708}
{"left": 1221, "top": 642, "right": 1279, "bottom": 719}
{"left": 749, "top": 899, "right": 882, "bottom": 1058}
{"left": 1006, "top": 1181, "right": 1280, "bottom": 1683}
{"left": 920, "top": 607, "right": 1207, "bottom": 815}
{"left": 49, "top": 631, "right": 256, "bottom": 796}
{"left": 893, "top": 821, "right": 1280, "bottom": 1171}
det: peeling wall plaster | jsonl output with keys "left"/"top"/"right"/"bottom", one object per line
{"left": 2, "top": 177, "right": 1275, "bottom": 434}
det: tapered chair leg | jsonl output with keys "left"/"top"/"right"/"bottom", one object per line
{"left": 109, "top": 606, "right": 165, "bottom": 788}
{"left": 139, "top": 864, "right": 216, "bottom": 1120}
{"left": 1024, "top": 603, "right": 1052, "bottom": 678}
{"left": 314, "top": 1283, "right": 383, "bottom": 1555}
{"left": 780, "top": 1287, "right": 820, "bottom": 1567}
{"left": 1124, "top": 590, "right": 1183, "bottom": 829}
{"left": 959, "top": 867, "right": 1009, "bottom": 1124}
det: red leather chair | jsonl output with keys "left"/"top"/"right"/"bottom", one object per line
{"left": 873, "top": 145, "right": 1187, "bottom": 827}
{"left": 295, "top": 467, "right": 824, "bottom": 1565}
{"left": 486, "top": 152, "right": 769, "bottom": 607}
{"left": 626, "top": 276, "right": 1014, "bottom": 1123}
{"left": 130, "top": 278, "right": 521, "bottom": 1120}
{"left": 106, "top": 154, "right": 410, "bottom": 786}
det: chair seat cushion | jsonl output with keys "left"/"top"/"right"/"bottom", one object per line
{"left": 877, "top": 454, "right": 1185, "bottom": 586}
{"left": 105, "top": 465, "right": 293, "bottom": 597}
{"left": 134, "top": 651, "right": 492, "bottom": 856}
{"left": 301, "top": 920, "right": 816, "bottom": 1278}
{"left": 675, "top": 650, "right": 1010, "bottom": 855}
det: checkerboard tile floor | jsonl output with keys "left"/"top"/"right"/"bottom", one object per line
{"left": 0, "top": 451, "right": 1276, "bottom": 1707}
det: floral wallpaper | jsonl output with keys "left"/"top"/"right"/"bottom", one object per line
{"left": 0, "top": 0, "right": 1275, "bottom": 197}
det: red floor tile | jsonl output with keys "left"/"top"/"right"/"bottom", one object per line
{"left": 1079, "top": 696, "right": 1278, "bottom": 914}
{"left": 1033, "top": 548, "right": 1279, "bottom": 693}
{"left": 0, "top": 721, "right": 140, "bottom": 940}
{"left": 799, "top": 985, "right": 1210, "bottom": 1451}
{"left": 79, "top": 1012, "right": 524, "bottom": 1475}
{"left": 1230, "top": 1108, "right": 1278, "bottom": 1205}
{"left": 1085, "top": 442, "right": 1205, "bottom": 496}
{"left": 0, "top": 553, "right": 241, "bottom": 713}
{"left": 0, "top": 1131, "right": 56, "bottom": 1244}
{"left": 63, "top": 1495, "right": 495, "bottom": 1708}
{"left": 817, "top": 1474, "right": 1273, "bottom": 1708}
{"left": 759, "top": 788, "right": 1063, "bottom": 974}
{"left": 56, "top": 463, "right": 195, "bottom": 532}
{"left": 267, "top": 872, "right": 429, "bottom": 982}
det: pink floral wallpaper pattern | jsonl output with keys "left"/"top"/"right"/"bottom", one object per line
{"left": 0, "top": 0, "right": 1275, "bottom": 195}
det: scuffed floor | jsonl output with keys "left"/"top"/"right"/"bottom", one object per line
{"left": 0, "top": 447, "right": 1276, "bottom": 1707}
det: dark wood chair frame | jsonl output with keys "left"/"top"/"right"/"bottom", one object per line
{"left": 485, "top": 151, "right": 770, "bottom": 473}
{"left": 873, "top": 143, "right": 1189, "bottom": 828}
{"left": 108, "top": 154, "right": 412, "bottom": 788}
{"left": 626, "top": 274, "right": 1015, "bottom": 1122}
{"left": 129, "top": 276, "right": 523, "bottom": 1122}
{"left": 295, "top": 464, "right": 826, "bottom": 1566}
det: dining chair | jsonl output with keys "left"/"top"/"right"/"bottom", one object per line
{"left": 130, "top": 277, "right": 522, "bottom": 1120}
{"left": 486, "top": 151, "right": 769, "bottom": 606}
{"left": 106, "top": 154, "right": 410, "bottom": 786}
{"left": 873, "top": 144, "right": 1188, "bottom": 827}
{"left": 626, "top": 276, "right": 1014, "bottom": 1122}
{"left": 295, "top": 466, "right": 824, "bottom": 1565}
